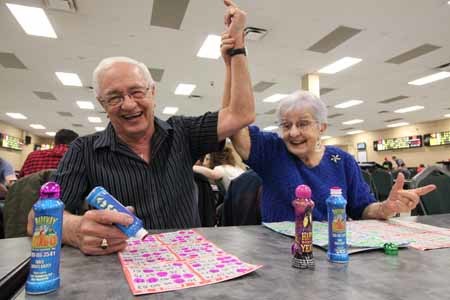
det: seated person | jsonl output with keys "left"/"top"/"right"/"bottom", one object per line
{"left": 382, "top": 157, "right": 393, "bottom": 170}
{"left": 398, "top": 163, "right": 412, "bottom": 179}
{"left": 27, "top": 0, "right": 254, "bottom": 256}
{"left": 0, "top": 157, "right": 17, "bottom": 194}
{"left": 19, "top": 129, "right": 79, "bottom": 178}
{"left": 227, "top": 90, "right": 436, "bottom": 222}
{"left": 416, "top": 163, "right": 425, "bottom": 174}
{"left": 193, "top": 143, "right": 246, "bottom": 191}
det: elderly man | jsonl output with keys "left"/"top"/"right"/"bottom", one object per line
{"left": 28, "top": 0, "right": 254, "bottom": 255}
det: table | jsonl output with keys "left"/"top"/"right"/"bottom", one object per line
{"left": 7, "top": 214, "right": 450, "bottom": 300}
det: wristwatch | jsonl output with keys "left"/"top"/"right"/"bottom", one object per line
{"left": 226, "top": 47, "right": 247, "bottom": 57}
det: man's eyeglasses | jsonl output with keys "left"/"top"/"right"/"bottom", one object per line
{"left": 99, "top": 87, "right": 150, "bottom": 107}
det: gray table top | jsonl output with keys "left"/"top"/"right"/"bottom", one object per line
{"left": 7, "top": 214, "right": 450, "bottom": 300}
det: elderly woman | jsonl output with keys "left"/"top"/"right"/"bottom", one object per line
{"left": 228, "top": 91, "right": 436, "bottom": 222}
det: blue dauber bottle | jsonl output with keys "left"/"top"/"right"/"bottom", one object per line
{"left": 26, "top": 182, "right": 64, "bottom": 294}
{"left": 326, "top": 187, "right": 349, "bottom": 263}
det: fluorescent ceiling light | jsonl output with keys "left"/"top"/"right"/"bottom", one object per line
{"left": 394, "top": 105, "right": 424, "bottom": 113}
{"left": 408, "top": 71, "right": 450, "bottom": 86}
{"left": 262, "top": 94, "right": 288, "bottom": 103}
{"left": 346, "top": 130, "right": 364, "bottom": 135}
{"left": 387, "top": 122, "right": 409, "bottom": 128}
{"left": 30, "top": 124, "right": 46, "bottom": 129}
{"left": 95, "top": 127, "right": 105, "bottom": 132}
{"left": 6, "top": 112, "right": 27, "bottom": 119}
{"left": 88, "top": 117, "right": 102, "bottom": 123}
{"left": 196, "top": 34, "right": 221, "bottom": 59}
{"left": 263, "top": 125, "right": 278, "bottom": 131}
{"left": 55, "top": 72, "right": 82, "bottom": 87}
{"left": 76, "top": 101, "right": 95, "bottom": 110}
{"left": 174, "top": 83, "right": 196, "bottom": 96}
{"left": 46, "top": 132, "right": 56, "bottom": 136}
{"left": 342, "top": 119, "right": 364, "bottom": 125}
{"left": 444, "top": 114, "right": 450, "bottom": 118}
{"left": 6, "top": 3, "right": 57, "bottom": 38}
{"left": 321, "top": 135, "right": 332, "bottom": 140}
{"left": 162, "top": 106, "right": 179, "bottom": 115}
{"left": 318, "top": 57, "right": 362, "bottom": 74}
{"left": 334, "top": 99, "right": 363, "bottom": 109}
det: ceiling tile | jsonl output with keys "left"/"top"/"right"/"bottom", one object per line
{"left": 150, "top": 0, "right": 189, "bottom": 29}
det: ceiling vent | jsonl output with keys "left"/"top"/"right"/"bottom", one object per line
{"left": 43, "top": 0, "right": 77, "bottom": 12}
{"left": 328, "top": 113, "right": 344, "bottom": 119}
{"left": 188, "top": 95, "right": 202, "bottom": 100}
{"left": 244, "top": 27, "right": 268, "bottom": 41}
{"left": 378, "top": 110, "right": 389, "bottom": 114}
{"left": 384, "top": 118, "right": 403, "bottom": 123}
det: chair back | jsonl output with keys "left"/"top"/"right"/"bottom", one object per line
{"left": 221, "top": 170, "right": 262, "bottom": 226}
{"left": 414, "top": 169, "right": 450, "bottom": 215}
{"left": 3, "top": 169, "right": 55, "bottom": 238}
{"left": 371, "top": 169, "right": 393, "bottom": 201}
{"left": 193, "top": 172, "right": 217, "bottom": 227}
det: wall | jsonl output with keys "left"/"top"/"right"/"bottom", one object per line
{"left": 0, "top": 120, "right": 52, "bottom": 170}
{"left": 324, "top": 118, "right": 450, "bottom": 167}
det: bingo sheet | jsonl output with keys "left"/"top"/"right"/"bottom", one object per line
{"left": 118, "top": 229, "right": 262, "bottom": 295}
{"left": 263, "top": 219, "right": 450, "bottom": 251}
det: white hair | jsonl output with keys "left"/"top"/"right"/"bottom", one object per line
{"left": 92, "top": 56, "right": 154, "bottom": 96}
{"left": 276, "top": 90, "right": 328, "bottom": 124}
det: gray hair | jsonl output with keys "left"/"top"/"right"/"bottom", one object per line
{"left": 92, "top": 56, "right": 154, "bottom": 96}
{"left": 276, "top": 90, "right": 328, "bottom": 124}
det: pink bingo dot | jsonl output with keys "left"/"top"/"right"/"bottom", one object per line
{"left": 187, "top": 231, "right": 194, "bottom": 234}
{"left": 147, "top": 277, "right": 158, "bottom": 283}
{"left": 156, "top": 272, "right": 168, "bottom": 277}
{"left": 171, "top": 274, "right": 181, "bottom": 279}
{"left": 217, "top": 257, "right": 225, "bottom": 261}
{"left": 142, "top": 253, "right": 150, "bottom": 257}
{"left": 209, "top": 269, "right": 219, "bottom": 273}
{"left": 196, "top": 237, "right": 203, "bottom": 240}
{"left": 174, "top": 279, "right": 185, "bottom": 284}
{"left": 183, "top": 273, "right": 194, "bottom": 278}
{"left": 180, "top": 253, "right": 187, "bottom": 257}
{"left": 218, "top": 251, "right": 224, "bottom": 254}
{"left": 235, "top": 262, "right": 243, "bottom": 265}
{"left": 171, "top": 239, "right": 178, "bottom": 242}
{"left": 179, "top": 231, "right": 186, "bottom": 234}
{"left": 205, "top": 250, "right": 212, "bottom": 253}
{"left": 133, "top": 278, "right": 145, "bottom": 283}
{"left": 147, "top": 259, "right": 155, "bottom": 262}
{"left": 236, "top": 268, "right": 247, "bottom": 273}
{"left": 129, "top": 250, "right": 138, "bottom": 253}
{"left": 157, "top": 257, "right": 165, "bottom": 261}
{"left": 143, "top": 269, "right": 154, "bottom": 273}
{"left": 153, "top": 252, "right": 161, "bottom": 256}
{"left": 173, "top": 263, "right": 183, "bottom": 267}
{"left": 216, "top": 264, "right": 225, "bottom": 268}
{"left": 189, "top": 254, "right": 198, "bottom": 258}
{"left": 192, "top": 263, "right": 201, "bottom": 267}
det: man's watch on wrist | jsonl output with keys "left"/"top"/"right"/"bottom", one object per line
{"left": 226, "top": 47, "right": 246, "bottom": 57}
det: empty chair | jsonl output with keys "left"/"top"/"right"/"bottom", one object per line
{"left": 221, "top": 170, "right": 262, "bottom": 226}
{"left": 193, "top": 172, "right": 217, "bottom": 227}
{"left": 414, "top": 169, "right": 450, "bottom": 215}
{"left": 371, "top": 168, "right": 393, "bottom": 201}
{"left": 361, "top": 169, "right": 377, "bottom": 199}
{"left": 3, "top": 169, "right": 55, "bottom": 238}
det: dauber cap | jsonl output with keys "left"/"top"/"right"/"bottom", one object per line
{"left": 40, "top": 182, "right": 61, "bottom": 199}
{"left": 295, "top": 184, "right": 311, "bottom": 199}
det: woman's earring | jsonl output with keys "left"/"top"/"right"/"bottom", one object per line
{"left": 315, "top": 137, "right": 322, "bottom": 152}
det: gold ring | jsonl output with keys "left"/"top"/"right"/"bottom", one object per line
{"left": 100, "top": 238, "right": 108, "bottom": 250}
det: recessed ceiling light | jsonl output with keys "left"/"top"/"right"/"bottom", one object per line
{"left": 95, "top": 127, "right": 105, "bottom": 132}
{"left": 46, "top": 132, "right": 56, "bottom": 136}
{"left": 408, "top": 71, "right": 450, "bottom": 86}
{"left": 30, "top": 124, "right": 46, "bottom": 129}
{"left": 318, "top": 57, "right": 362, "bottom": 74}
{"left": 262, "top": 94, "right": 288, "bottom": 103}
{"left": 6, "top": 112, "right": 27, "bottom": 119}
{"left": 162, "top": 107, "right": 179, "bottom": 115}
{"left": 174, "top": 83, "right": 196, "bottom": 96}
{"left": 6, "top": 3, "right": 57, "bottom": 38}
{"left": 76, "top": 101, "right": 95, "bottom": 110}
{"left": 88, "top": 117, "right": 102, "bottom": 123}
{"left": 386, "top": 122, "right": 409, "bottom": 128}
{"left": 321, "top": 135, "right": 332, "bottom": 140}
{"left": 342, "top": 119, "right": 364, "bottom": 125}
{"left": 334, "top": 100, "right": 364, "bottom": 109}
{"left": 346, "top": 130, "right": 364, "bottom": 135}
{"left": 55, "top": 72, "right": 82, "bottom": 87}
{"left": 196, "top": 34, "right": 221, "bottom": 59}
{"left": 263, "top": 125, "right": 278, "bottom": 131}
{"left": 394, "top": 105, "right": 424, "bottom": 113}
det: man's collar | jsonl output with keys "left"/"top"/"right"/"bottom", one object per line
{"left": 93, "top": 117, "right": 173, "bottom": 151}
